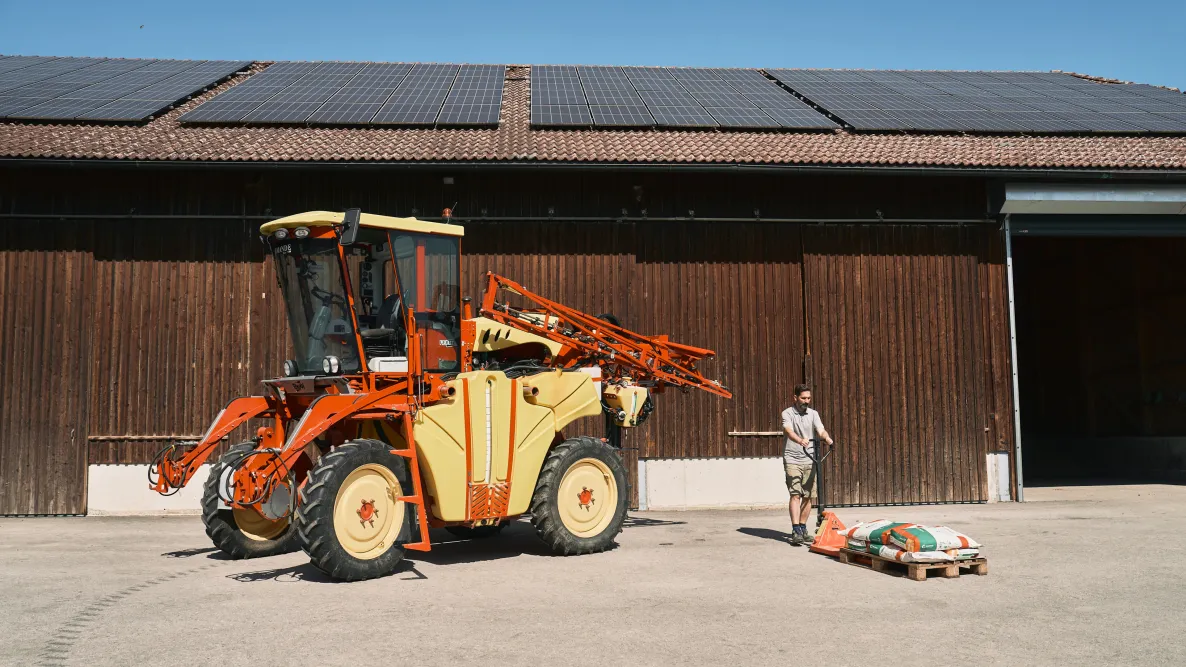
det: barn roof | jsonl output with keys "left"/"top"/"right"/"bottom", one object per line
{"left": 2, "top": 63, "right": 1185, "bottom": 171}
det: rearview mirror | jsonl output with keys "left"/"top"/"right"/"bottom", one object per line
{"left": 340, "top": 208, "right": 361, "bottom": 246}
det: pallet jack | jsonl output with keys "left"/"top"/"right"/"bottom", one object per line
{"left": 802, "top": 438, "right": 847, "bottom": 556}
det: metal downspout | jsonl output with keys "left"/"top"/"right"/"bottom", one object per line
{"left": 1004, "top": 214, "right": 1025, "bottom": 501}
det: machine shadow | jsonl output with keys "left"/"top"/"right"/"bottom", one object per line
{"left": 161, "top": 546, "right": 221, "bottom": 558}
{"left": 737, "top": 527, "right": 794, "bottom": 544}
{"left": 622, "top": 515, "right": 686, "bottom": 528}
{"left": 408, "top": 523, "right": 553, "bottom": 566}
{"left": 227, "top": 559, "right": 424, "bottom": 584}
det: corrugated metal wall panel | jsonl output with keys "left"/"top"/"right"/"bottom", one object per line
{"left": 802, "top": 225, "right": 1001, "bottom": 505}
{"left": 0, "top": 221, "right": 92, "bottom": 515}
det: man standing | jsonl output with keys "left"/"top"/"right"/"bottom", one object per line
{"left": 781, "top": 384, "right": 833, "bottom": 546}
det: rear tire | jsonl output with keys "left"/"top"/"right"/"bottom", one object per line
{"left": 201, "top": 442, "right": 301, "bottom": 559}
{"left": 530, "top": 436, "right": 628, "bottom": 555}
{"left": 295, "top": 439, "right": 413, "bottom": 581}
{"left": 446, "top": 523, "right": 506, "bottom": 540}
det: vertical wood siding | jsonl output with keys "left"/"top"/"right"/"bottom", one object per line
{"left": 86, "top": 220, "right": 290, "bottom": 464}
{"left": 0, "top": 221, "right": 92, "bottom": 515}
{"left": 0, "top": 166, "right": 1007, "bottom": 513}
{"left": 802, "top": 225, "right": 1012, "bottom": 505}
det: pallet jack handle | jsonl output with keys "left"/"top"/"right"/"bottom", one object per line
{"left": 803, "top": 438, "right": 835, "bottom": 528}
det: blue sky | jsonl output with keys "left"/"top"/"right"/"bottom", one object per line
{"left": 2, "top": 0, "right": 1183, "bottom": 89}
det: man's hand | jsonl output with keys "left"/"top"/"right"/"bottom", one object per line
{"left": 825, "top": 437, "right": 834, "bottom": 446}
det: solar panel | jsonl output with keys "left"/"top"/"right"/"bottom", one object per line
{"left": 437, "top": 103, "right": 501, "bottom": 125}
{"left": 0, "top": 56, "right": 57, "bottom": 75}
{"left": 765, "top": 69, "right": 1186, "bottom": 134}
{"left": 529, "top": 65, "right": 836, "bottom": 130}
{"left": 530, "top": 104, "right": 592, "bottom": 126}
{"left": 637, "top": 90, "right": 697, "bottom": 106}
{"left": 1105, "top": 112, "right": 1186, "bottom": 132}
{"left": 0, "top": 57, "right": 248, "bottom": 121}
{"left": 371, "top": 103, "right": 442, "bottom": 125}
{"left": 0, "top": 57, "right": 105, "bottom": 93}
{"left": 705, "top": 106, "right": 780, "bottom": 128}
{"left": 760, "top": 106, "right": 840, "bottom": 129}
{"left": 584, "top": 88, "right": 645, "bottom": 105}
{"left": 532, "top": 86, "right": 587, "bottom": 105}
{"left": 0, "top": 97, "right": 42, "bottom": 116}
{"left": 589, "top": 104, "right": 653, "bottom": 126}
{"left": 1046, "top": 112, "right": 1142, "bottom": 132}
{"left": 649, "top": 105, "right": 718, "bottom": 127}
{"left": 179, "top": 61, "right": 503, "bottom": 127}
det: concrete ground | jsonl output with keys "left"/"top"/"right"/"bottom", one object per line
{"left": 2, "top": 485, "right": 1183, "bottom": 667}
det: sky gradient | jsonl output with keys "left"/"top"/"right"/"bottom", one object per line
{"left": 2, "top": 1, "right": 1182, "bottom": 89}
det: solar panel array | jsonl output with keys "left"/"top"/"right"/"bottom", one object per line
{"left": 767, "top": 69, "right": 1186, "bottom": 133}
{"left": 530, "top": 66, "right": 839, "bottom": 129}
{"left": 0, "top": 56, "right": 249, "bottom": 121}
{"left": 181, "top": 62, "right": 506, "bottom": 126}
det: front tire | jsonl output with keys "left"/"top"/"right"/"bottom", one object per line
{"left": 295, "top": 439, "right": 413, "bottom": 581}
{"left": 530, "top": 436, "right": 628, "bottom": 555}
{"left": 201, "top": 442, "right": 301, "bottom": 559}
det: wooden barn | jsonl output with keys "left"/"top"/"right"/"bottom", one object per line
{"left": 1, "top": 56, "right": 1184, "bottom": 515}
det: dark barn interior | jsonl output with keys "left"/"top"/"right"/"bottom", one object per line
{"left": 1014, "top": 234, "right": 1186, "bottom": 484}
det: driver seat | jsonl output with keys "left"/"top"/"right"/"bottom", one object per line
{"left": 360, "top": 294, "right": 406, "bottom": 356}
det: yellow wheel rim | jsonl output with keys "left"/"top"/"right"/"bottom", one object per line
{"left": 558, "top": 457, "right": 617, "bottom": 538}
{"left": 333, "top": 463, "right": 405, "bottom": 560}
{"left": 233, "top": 507, "right": 288, "bottom": 541}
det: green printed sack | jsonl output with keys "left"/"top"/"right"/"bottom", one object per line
{"left": 888, "top": 525, "right": 981, "bottom": 552}
{"left": 841, "top": 519, "right": 914, "bottom": 546}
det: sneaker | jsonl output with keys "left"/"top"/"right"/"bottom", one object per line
{"left": 787, "top": 531, "right": 803, "bottom": 546}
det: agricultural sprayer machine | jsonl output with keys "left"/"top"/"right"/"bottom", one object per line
{"left": 150, "top": 209, "right": 730, "bottom": 580}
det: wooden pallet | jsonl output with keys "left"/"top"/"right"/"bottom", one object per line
{"left": 838, "top": 548, "right": 988, "bottom": 581}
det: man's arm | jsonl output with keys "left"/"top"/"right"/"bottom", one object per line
{"left": 814, "top": 412, "right": 834, "bottom": 446}
{"left": 783, "top": 424, "right": 810, "bottom": 446}
{"left": 782, "top": 411, "right": 810, "bottom": 446}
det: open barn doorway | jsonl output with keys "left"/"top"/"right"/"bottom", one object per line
{"left": 1013, "top": 233, "right": 1186, "bottom": 486}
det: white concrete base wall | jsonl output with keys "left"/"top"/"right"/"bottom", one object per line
{"left": 642, "top": 457, "right": 788, "bottom": 510}
{"left": 87, "top": 464, "right": 210, "bottom": 515}
{"left": 986, "top": 452, "right": 1012, "bottom": 502}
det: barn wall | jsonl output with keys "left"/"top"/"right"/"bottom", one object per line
{"left": 0, "top": 220, "right": 92, "bottom": 515}
{"left": 802, "top": 224, "right": 1012, "bottom": 505}
{"left": 0, "top": 165, "right": 1004, "bottom": 513}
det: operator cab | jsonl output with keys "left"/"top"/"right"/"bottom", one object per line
{"left": 261, "top": 210, "right": 464, "bottom": 377}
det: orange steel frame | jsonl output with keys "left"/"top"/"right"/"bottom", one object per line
{"left": 478, "top": 272, "right": 732, "bottom": 398}
{"left": 151, "top": 224, "right": 729, "bottom": 554}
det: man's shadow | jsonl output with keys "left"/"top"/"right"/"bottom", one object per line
{"left": 736, "top": 527, "right": 794, "bottom": 543}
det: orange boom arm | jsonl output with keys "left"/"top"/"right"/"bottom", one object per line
{"left": 479, "top": 272, "right": 731, "bottom": 398}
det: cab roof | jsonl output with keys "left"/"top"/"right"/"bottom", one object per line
{"left": 259, "top": 210, "right": 465, "bottom": 237}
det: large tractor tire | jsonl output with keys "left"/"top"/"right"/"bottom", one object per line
{"left": 530, "top": 436, "right": 628, "bottom": 555}
{"left": 295, "top": 439, "right": 413, "bottom": 581}
{"left": 201, "top": 442, "right": 301, "bottom": 559}
{"left": 446, "top": 523, "right": 506, "bottom": 540}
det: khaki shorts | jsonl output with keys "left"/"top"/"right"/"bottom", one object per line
{"left": 784, "top": 463, "right": 816, "bottom": 499}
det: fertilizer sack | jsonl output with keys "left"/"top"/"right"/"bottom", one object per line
{"left": 840, "top": 520, "right": 915, "bottom": 546}
{"left": 846, "top": 538, "right": 953, "bottom": 563}
{"left": 888, "top": 525, "right": 981, "bottom": 552}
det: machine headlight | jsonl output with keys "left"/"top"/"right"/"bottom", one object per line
{"left": 293, "top": 226, "right": 310, "bottom": 239}
{"left": 283, "top": 359, "right": 298, "bottom": 377}
{"left": 322, "top": 355, "right": 341, "bottom": 375}
{"left": 272, "top": 228, "right": 289, "bottom": 241}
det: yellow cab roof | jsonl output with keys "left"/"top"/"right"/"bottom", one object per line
{"left": 259, "top": 210, "right": 464, "bottom": 237}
